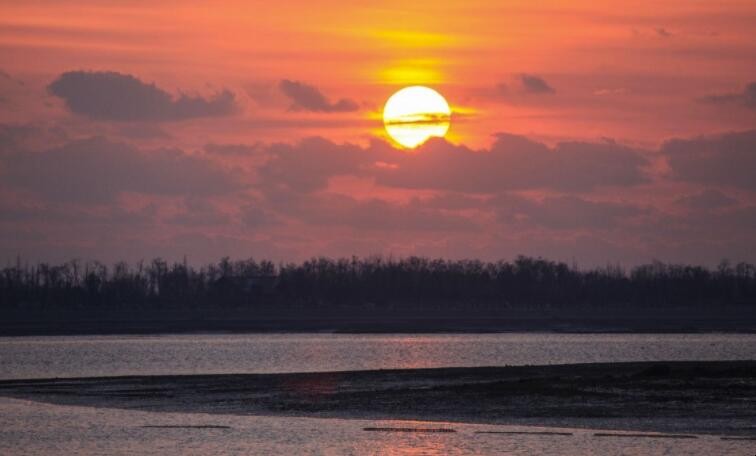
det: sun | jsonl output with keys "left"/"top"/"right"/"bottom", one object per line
{"left": 383, "top": 86, "right": 451, "bottom": 148}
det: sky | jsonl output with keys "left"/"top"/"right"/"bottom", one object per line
{"left": 1, "top": 0, "right": 755, "bottom": 267}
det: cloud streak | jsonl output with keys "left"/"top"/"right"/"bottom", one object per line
{"left": 519, "top": 74, "right": 556, "bottom": 94}
{"left": 494, "top": 194, "right": 644, "bottom": 230}
{"left": 663, "top": 129, "right": 756, "bottom": 190}
{"left": 1, "top": 136, "right": 242, "bottom": 203}
{"left": 48, "top": 71, "right": 237, "bottom": 121}
{"left": 254, "top": 134, "right": 649, "bottom": 196}
{"left": 279, "top": 79, "right": 359, "bottom": 113}
{"left": 370, "top": 135, "right": 648, "bottom": 193}
{"left": 698, "top": 82, "right": 756, "bottom": 110}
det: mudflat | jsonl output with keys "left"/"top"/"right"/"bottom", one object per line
{"left": 0, "top": 361, "right": 754, "bottom": 436}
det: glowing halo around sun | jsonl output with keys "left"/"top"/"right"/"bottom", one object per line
{"left": 382, "top": 86, "right": 451, "bottom": 148}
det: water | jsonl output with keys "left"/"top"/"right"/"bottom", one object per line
{"left": 1, "top": 333, "right": 754, "bottom": 454}
{"left": 1, "top": 333, "right": 754, "bottom": 380}
{"left": 0, "top": 397, "right": 751, "bottom": 455}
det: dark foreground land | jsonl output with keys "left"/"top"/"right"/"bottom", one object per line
{"left": 1, "top": 361, "right": 754, "bottom": 436}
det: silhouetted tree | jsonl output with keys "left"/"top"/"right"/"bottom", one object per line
{"left": 0, "top": 256, "right": 753, "bottom": 312}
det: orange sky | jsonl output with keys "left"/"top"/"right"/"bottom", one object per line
{"left": 1, "top": 1, "right": 755, "bottom": 266}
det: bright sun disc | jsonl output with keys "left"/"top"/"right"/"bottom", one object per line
{"left": 383, "top": 86, "right": 451, "bottom": 148}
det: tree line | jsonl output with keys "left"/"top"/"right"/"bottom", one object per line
{"left": 1, "top": 256, "right": 754, "bottom": 311}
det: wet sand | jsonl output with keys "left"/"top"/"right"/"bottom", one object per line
{"left": 0, "top": 361, "right": 754, "bottom": 436}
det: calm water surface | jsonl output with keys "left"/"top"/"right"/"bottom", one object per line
{"left": 0, "top": 332, "right": 754, "bottom": 379}
{"left": 0, "top": 397, "right": 751, "bottom": 456}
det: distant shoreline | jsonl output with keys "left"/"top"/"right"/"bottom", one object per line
{"left": 2, "top": 313, "right": 756, "bottom": 336}
{"left": 1, "top": 361, "right": 754, "bottom": 436}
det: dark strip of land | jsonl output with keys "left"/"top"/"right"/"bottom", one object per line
{"left": 2, "top": 308, "right": 755, "bottom": 335}
{"left": 593, "top": 433, "right": 697, "bottom": 439}
{"left": 141, "top": 425, "right": 231, "bottom": 429}
{"left": 363, "top": 427, "right": 456, "bottom": 433}
{"left": 0, "top": 361, "right": 754, "bottom": 436}
{"left": 475, "top": 431, "right": 573, "bottom": 436}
